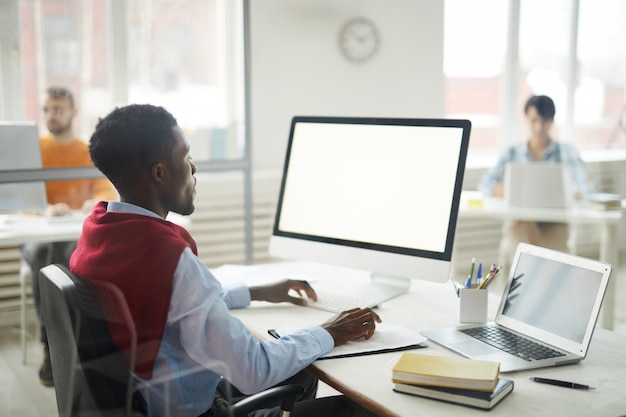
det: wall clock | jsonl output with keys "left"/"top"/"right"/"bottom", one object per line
{"left": 339, "top": 17, "right": 380, "bottom": 63}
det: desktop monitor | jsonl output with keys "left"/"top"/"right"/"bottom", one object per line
{"left": 269, "top": 116, "right": 471, "bottom": 298}
{"left": 0, "top": 121, "right": 48, "bottom": 213}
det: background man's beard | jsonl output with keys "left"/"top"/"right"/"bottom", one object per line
{"left": 48, "top": 122, "right": 72, "bottom": 135}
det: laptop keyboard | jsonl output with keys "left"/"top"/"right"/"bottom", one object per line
{"left": 461, "top": 326, "right": 566, "bottom": 361}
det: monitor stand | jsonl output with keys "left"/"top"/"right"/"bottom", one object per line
{"left": 367, "top": 274, "right": 412, "bottom": 305}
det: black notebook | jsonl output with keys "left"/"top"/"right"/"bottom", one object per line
{"left": 393, "top": 378, "right": 514, "bottom": 410}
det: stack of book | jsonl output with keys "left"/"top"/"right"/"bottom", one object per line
{"left": 392, "top": 353, "right": 514, "bottom": 410}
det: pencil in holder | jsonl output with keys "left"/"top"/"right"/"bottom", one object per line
{"left": 459, "top": 288, "right": 488, "bottom": 323}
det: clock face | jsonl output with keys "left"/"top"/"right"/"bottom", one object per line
{"left": 339, "top": 18, "right": 380, "bottom": 62}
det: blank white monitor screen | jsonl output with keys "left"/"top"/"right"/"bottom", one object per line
{"left": 0, "top": 122, "right": 48, "bottom": 213}
{"left": 270, "top": 116, "right": 471, "bottom": 287}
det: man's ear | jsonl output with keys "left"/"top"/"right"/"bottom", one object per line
{"left": 151, "top": 162, "right": 168, "bottom": 184}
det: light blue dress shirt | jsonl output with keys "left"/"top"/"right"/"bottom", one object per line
{"left": 106, "top": 201, "right": 334, "bottom": 417}
{"left": 478, "top": 140, "right": 595, "bottom": 198}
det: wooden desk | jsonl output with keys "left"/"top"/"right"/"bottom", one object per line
{"left": 226, "top": 262, "right": 626, "bottom": 417}
{"left": 458, "top": 191, "right": 623, "bottom": 330}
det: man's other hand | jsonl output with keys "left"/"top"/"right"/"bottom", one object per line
{"left": 249, "top": 279, "right": 318, "bottom": 306}
{"left": 81, "top": 199, "right": 99, "bottom": 213}
{"left": 45, "top": 202, "right": 72, "bottom": 217}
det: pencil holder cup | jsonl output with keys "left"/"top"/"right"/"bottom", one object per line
{"left": 459, "top": 288, "right": 488, "bottom": 323}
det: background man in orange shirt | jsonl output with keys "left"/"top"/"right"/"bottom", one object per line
{"left": 21, "top": 87, "right": 117, "bottom": 386}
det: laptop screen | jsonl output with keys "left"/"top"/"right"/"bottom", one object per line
{"left": 501, "top": 251, "right": 603, "bottom": 344}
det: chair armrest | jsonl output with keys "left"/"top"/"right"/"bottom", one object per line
{"left": 215, "top": 384, "right": 305, "bottom": 417}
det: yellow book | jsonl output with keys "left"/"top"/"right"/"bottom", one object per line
{"left": 392, "top": 353, "right": 500, "bottom": 392}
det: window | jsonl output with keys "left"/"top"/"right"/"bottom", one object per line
{"left": 43, "top": 15, "right": 80, "bottom": 77}
{"left": 575, "top": 0, "right": 626, "bottom": 149}
{"left": 15, "top": 0, "right": 245, "bottom": 161}
{"left": 518, "top": 0, "right": 570, "bottom": 142}
{"left": 444, "top": 0, "right": 626, "bottom": 152}
{"left": 127, "top": 0, "right": 245, "bottom": 161}
{"left": 444, "top": 0, "right": 508, "bottom": 151}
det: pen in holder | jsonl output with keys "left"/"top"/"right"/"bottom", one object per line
{"left": 459, "top": 288, "right": 488, "bottom": 323}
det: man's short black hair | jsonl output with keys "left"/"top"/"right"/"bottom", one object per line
{"left": 524, "top": 95, "right": 556, "bottom": 121}
{"left": 89, "top": 104, "right": 179, "bottom": 192}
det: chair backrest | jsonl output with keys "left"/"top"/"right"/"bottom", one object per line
{"left": 39, "top": 264, "right": 139, "bottom": 417}
{"left": 40, "top": 265, "right": 307, "bottom": 417}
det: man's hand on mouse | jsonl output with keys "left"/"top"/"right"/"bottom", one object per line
{"left": 321, "top": 308, "right": 382, "bottom": 346}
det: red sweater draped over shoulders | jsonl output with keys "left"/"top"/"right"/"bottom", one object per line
{"left": 70, "top": 201, "right": 198, "bottom": 379}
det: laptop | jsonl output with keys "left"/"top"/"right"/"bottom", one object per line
{"left": 0, "top": 121, "right": 48, "bottom": 213}
{"left": 504, "top": 162, "right": 573, "bottom": 209}
{"left": 421, "top": 243, "right": 611, "bottom": 372}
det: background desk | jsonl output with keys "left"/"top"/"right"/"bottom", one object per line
{"left": 458, "top": 191, "right": 623, "bottom": 330}
{"left": 0, "top": 211, "right": 191, "bottom": 245}
{"left": 225, "top": 262, "right": 626, "bottom": 417}
{"left": 0, "top": 214, "right": 84, "bottom": 245}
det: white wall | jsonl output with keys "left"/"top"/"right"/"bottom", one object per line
{"left": 249, "top": 0, "right": 445, "bottom": 170}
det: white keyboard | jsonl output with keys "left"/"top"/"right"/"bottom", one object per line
{"left": 308, "top": 291, "right": 375, "bottom": 313}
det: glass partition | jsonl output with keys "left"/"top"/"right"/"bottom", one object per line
{"left": 7, "top": 0, "right": 245, "bottom": 163}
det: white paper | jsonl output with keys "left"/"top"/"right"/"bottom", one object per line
{"left": 272, "top": 322, "right": 427, "bottom": 359}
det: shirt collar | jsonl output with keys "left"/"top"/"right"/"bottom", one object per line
{"left": 106, "top": 201, "right": 162, "bottom": 220}
{"left": 524, "top": 138, "right": 557, "bottom": 160}
{"left": 542, "top": 139, "right": 558, "bottom": 157}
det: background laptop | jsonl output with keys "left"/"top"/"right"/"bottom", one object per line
{"left": 504, "top": 162, "right": 573, "bottom": 209}
{"left": 421, "top": 243, "right": 611, "bottom": 372}
{"left": 0, "top": 121, "right": 48, "bottom": 213}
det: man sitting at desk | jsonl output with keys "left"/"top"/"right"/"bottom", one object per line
{"left": 22, "top": 86, "right": 116, "bottom": 387}
{"left": 69, "top": 104, "right": 380, "bottom": 417}
{"left": 478, "top": 95, "right": 595, "bottom": 265}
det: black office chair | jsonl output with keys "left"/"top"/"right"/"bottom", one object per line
{"left": 39, "top": 264, "right": 305, "bottom": 417}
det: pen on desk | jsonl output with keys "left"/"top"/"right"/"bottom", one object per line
{"left": 466, "top": 257, "right": 476, "bottom": 288}
{"left": 464, "top": 275, "right": 472, "bottom": 289}
{"left": 529, "top": 377, "right": 595, "bottom": 390}
{"left": 476, "top": 263, "right": 483, "bottom": 287}
{"left": 478, "top": 265, "right": 502, "bottom": 289}
{"left": 452, "top": 281, "right": 464, "bottom": 297}
{"left": 476, "top": 264, "right": 493, "bottom": 289}
{"left": 493, "top": 265, "right": 503, "bottom": 283}
{"left": 477, "top": 275, "right": 489, "bottom": 289}
{"left": 451, "top": 279, "right": 459, "bottom": 296}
